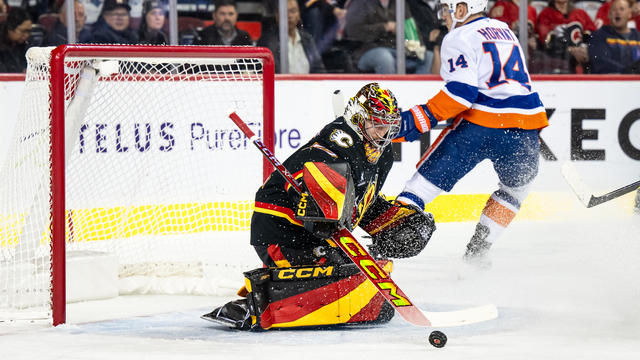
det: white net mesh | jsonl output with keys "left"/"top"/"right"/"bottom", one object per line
{"left": 0, "top": 46, "right": 271, "bottom": 322}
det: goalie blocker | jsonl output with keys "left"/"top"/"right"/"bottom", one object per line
{"left": 293, "top": 162, "right": 355, "bottom": 239}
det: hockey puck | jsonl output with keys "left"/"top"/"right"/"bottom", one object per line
{"left": 428, "top": 330, "right": 447, "bottom": 348}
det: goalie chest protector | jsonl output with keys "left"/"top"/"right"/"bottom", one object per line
{"left": 251, "top": 117, "right": 394, "bottom": 249}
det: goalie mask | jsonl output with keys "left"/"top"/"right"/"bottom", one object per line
{"left": 344, "top": 83, "right": 401, "bottom": 154}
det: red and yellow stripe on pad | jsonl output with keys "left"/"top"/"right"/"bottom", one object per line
{"left": 302, "top": 162, "right": 347, "bottom": 221}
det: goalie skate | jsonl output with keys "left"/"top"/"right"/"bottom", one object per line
{"left": 201, "top": 299, "right": 252, "bottom": 330}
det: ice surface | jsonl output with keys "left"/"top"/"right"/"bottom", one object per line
{"left": 2, "top": 198, "right": 639, "bottom": 360}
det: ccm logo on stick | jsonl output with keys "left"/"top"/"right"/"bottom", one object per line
{"left": 296, "top": 192, "right": 309, "bottom": 216}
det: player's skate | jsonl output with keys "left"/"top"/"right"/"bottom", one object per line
{"left": 462, "top": 223, "right": 492, "bottom": 269}
{"left": 201, "top": 299, "right": 252, "bottom": 330}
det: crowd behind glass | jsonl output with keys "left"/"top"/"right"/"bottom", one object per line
{"left": 0, "top": 0, "right": 639, "bottom": 74}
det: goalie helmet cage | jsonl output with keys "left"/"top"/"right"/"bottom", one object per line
{"left": 0, "top": 45, "right": 275, "bottom": 326}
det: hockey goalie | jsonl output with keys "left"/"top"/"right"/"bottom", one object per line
{"left": 202, "top": 83, "right": 436, "bottom": 331}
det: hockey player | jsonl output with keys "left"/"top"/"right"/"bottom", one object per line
{"left": 203, "top": 83, "right": 436, "bottom": 330}
{"left": 394, "top": 0, "right": 548, "bottom": 267}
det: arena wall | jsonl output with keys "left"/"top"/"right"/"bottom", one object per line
{"left": 2, "top": 74, "right": 638, "bottom": 222}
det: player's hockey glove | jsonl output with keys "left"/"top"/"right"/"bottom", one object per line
{"left": 396, "top": 105, "right": 439, "bottom": 142}
{"left": 293, "top": 162, "right": 356, "bottom": 239}
{"left": 359, "top": 196, "right": 435, "bottom": 258}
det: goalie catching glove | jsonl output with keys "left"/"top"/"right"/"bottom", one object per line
{"left": 359, "top": 196, "right": 435, "bottom": 258}
{"left": 292, "top": 162, "right": 355, "bottom": 238}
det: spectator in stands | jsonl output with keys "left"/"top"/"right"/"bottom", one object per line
{"left": 194, "top": 0, "right": 252, "bottom": 45}
{"left": 589, "top": 0, "right": 640, "bottom": 73}
{"left": 535, "top": 0, "right": 597, "bottom": 73}
{"left": 490, "top": 0, "right": 538, "bottom": 29}
{"left": 258, "top": 0, "right": 325, "bottom": 73}
{"left": 0, "top": 7, "right": 32, "bottom": 73}
{"left": 406, "top": 0, "right": 445, "bottom": 74}
{"left": 78, "top": 0, "right": 137, "bottom": 29}
{"left": 489, "top": 0, "right": 540, "bottom": 67}
{"left": 319, "top": 1, "right": 350, "bottom": 72}
{"left": 82, "top": 0, "right": 105, "bottom": 28}
{"left": 407, "top": 0, "right": 442, "bottom": 51}
{"left": 44, "top": 0, "right": 91, "bottom": 46}
{"left": 0, "top": 0, "right": 7, "bottom": 14}
{"left": 263, "top": 0, "right": 347, "bottom": 72}
{"left": 344, "top": 0, "right": 428, "bottom": 74}
{"left": 137, "top": 0, "right": 167, "bottom": 45}
{"left": 595, "top": 0, "right": 640, "bottom": 29}
{"left": 87, "top": 0, "right": 138, "bottom": 44}
{"left": 296, "top": 0, "right": 327, "bottom": 45}
{"left": 295, "top": 0, "right": 347, "bottom": 54}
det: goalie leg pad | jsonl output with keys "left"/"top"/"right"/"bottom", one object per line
{"left": 205, "top": 261, "right": 396, "bottom": 330}
{"left": 360, "top": 195, "right": 436, "bottom": 258}
{"left": 258, "top": 261, "right": 395, "bottom": 329}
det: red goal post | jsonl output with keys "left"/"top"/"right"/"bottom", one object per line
{"left": 0, "top": 45, "right": 275, "bottom": 326}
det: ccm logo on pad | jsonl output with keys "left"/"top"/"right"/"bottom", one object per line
{"left": 275, "top": 266, "right": 334, "bottom": 280}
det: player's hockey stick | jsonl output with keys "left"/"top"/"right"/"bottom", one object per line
{"left": 228, "top": 111, "right": 302, "bottom": 194}
{"left": 332, "top": 89, "right": 344, "bottom": 118}
{"left": 561, "top": 161, "right": 640, "bottom": 208}
{"left": 228, "top": 111, "right": 498, "bottom": 327}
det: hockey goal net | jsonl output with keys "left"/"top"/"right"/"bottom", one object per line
{"left": 0, "top": 45, "right": 274, "bottom": 325}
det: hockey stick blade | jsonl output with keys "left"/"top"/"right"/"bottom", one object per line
{"left": 422, "top": 304, "right": 499, "bottom": 328}
{"left": 332, "top": 228, "right": 499, "bottom": 327}
{"left": 561, "top": 161, "right": 640, "bottom": 208}
{"left": 586, "top": 180, "right": 640, "bottom": 207}
{"left": 332, "top": 89, "right": 344, "bottom": 118}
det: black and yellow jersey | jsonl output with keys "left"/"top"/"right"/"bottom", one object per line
{"left": 250, "top": 117, "right": 394, "bottom": 248}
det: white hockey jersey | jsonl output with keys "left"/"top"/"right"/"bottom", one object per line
{"left": 426, "top": 17, "right": 548, "bottom": 130}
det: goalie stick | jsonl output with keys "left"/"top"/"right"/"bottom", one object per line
{"left": 561, "top": 161, "right": 640, "bottom": 208}
{"left": 228, "top": 110, "right": 498, "bottom": 327}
